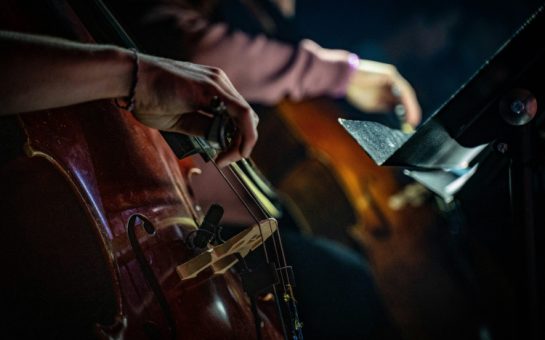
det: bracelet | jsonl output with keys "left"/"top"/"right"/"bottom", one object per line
{"left": 115, "top": 48, "right": 139, "bottom": 112}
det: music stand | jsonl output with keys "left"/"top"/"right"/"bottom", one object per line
{"left": 340, "top": 6, "right": 544, "bottom": 340}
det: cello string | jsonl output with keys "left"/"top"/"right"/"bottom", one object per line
{"left": 212, "top": 149, "right": 290, "bottom": 286}
{"left": 192, "top": 139, "right": 293, "bottom": 339}
{"left": 227, "top": 163, "right": 289, "bottom": 283}
{"left": 198, "top": 140, "right": 289, "bottom": 293}
{"left": 214, "top": 160, "right": 291, "bottom": 308}
{"left": 193, "top": 138, "right": 274, "bottom": 265}
{"left": 218, "top": 160, "right": 303, "bottom": 337}
{"left": 236, "top": 159, "right": 290, "bottom": 270}
{"left": 193, "top": 137, "right": 290, "bottom": 291}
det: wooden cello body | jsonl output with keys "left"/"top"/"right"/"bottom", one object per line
{"left": 253, "top": 99, "right": 436, "bottom": 252}
{"left": 252, "top": 99, "right": 478, "bottom": 339}
{"left": 0, "top": 1, "right": 281, "bottom": 338}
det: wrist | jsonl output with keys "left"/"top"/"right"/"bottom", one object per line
{"left": 81, "top": 45, "right": 135, "bottom": 102}
{"left": 344, "top": 53, "right": 361, "bottom": 93}
{"left": 131, "top": 53, "right": 161, "bottom": 115}
{"left": 299, "top": 40, "right": 361, "bottom": 99}
{"left": 114, "top": 48, "right": 139, "bottom": 111}
{"left": 332, "top": 53, "right": 360, "bottom": 98}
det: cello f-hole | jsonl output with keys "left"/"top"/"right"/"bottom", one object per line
{"left": 127, "top": 214, "right": 177, "bottom": 340}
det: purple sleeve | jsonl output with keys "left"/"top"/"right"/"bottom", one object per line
{"left": 144, "top": 5, "right": 359, "bottom": 104}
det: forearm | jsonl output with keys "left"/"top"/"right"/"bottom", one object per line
{"left": 193, "top": 32, "right": 356, "bottom": 104}
{"left": 133, "top": 6, "right": 356, "bottom": 104}
{"left": 0, "top": 30, "right": 133, "bottom": 115}
{"left": 0, "top": 31, "right": 260, "bottom": 164}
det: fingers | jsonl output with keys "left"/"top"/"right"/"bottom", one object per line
{"left": 348, "top": 60, "right": 422, "bottom": 128}
{"left": 222, "top": 99, "right": 259, "bottom": 158}
{"left": 164, "top": 106, "right": 255, "bottom": 168}
{"left": 175, "top": 86, "right": 259, "bottom": 167}
{"left": 204, "top": 67, "right": 259, "bottom": 163}
{"left": 135, "top": 58, "right": 259, "bottom": 166}
{"left": 167, "top": 101, "right": 258, "bottom": 167}
{"left": 376, "top": 70, "right": 421, "bottom": 127}
{"left": 215, "top": 132, "right": 243, "bottom": 167}
{"left": 394, "top": 78, "right": 422, "bottom": 127}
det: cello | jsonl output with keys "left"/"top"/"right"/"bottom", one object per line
{"left": 0, "top": 0, "right": 300, "bottom": 338}
{"left": 252, "top": 99, "right": 480, "bottom": 339}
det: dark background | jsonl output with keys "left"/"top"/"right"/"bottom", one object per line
{"left": 294, "top": 0, "right": 543, "bottom": 120}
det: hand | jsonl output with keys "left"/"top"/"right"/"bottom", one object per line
{"left": 0, "top": 32, "right": 258, "bottom": 154}
{"left": 134, "top": 55, "right": 259, "bottom": 167}
{"left": 346, "top": 59, "right": 421, "bottom": 128}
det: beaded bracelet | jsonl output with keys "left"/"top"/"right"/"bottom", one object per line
{"left": 115, "top": 48, "right": 139, "bottom": 112}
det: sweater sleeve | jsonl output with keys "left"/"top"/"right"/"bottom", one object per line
{"left": 141, "top": 4, "right": 359, "bottom": 104}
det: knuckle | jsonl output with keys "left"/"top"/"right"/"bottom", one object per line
{"left": 238, "top": 106, "right": 251, "bottom": 119}
{"left": 208, "top": 73, "right": 220, "bottom": 82}
{"left": 208, "top": 66, "right": 221, "bottom": 74}
{"left": 387, "top": 64, "right": 398, "bottom": 74}
{"left": 216, "top": 68, "right": 227, "bottom": 78}
{"left": 208, "top": 67, "right": 224, "bottom": 79}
